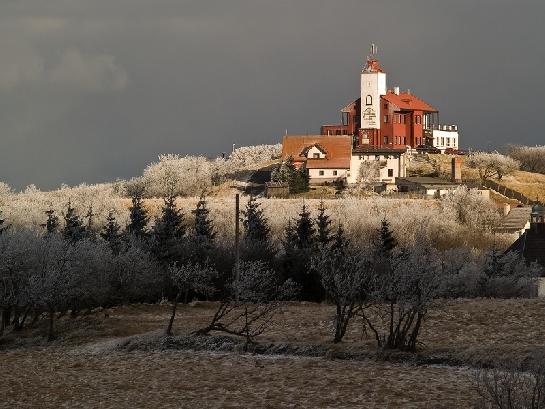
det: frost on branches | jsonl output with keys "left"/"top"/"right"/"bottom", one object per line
{"left": 467, "top": 151, "right": 520, "bottom": 180}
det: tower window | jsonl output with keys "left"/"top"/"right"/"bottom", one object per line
{"left": 319, "top": 170, "right": 324, "bottom": 176}
{"left": 365, "top": 95, "right": 373, "bottom": 105}
{"left": 333, "top": 170, "right": 338, "bottom": 176}
{"left": 388, "top": 169, "right": 394, "bottom": 177}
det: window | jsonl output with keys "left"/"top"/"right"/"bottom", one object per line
{"left": 375, "top": 155, "right": 380, "bottom": 160}
{"left": 333, "top": 170, "right": 338, "bottom": 176}
{"left": 415, "top": 115, "right": 421, "bottom": 124}
{"left": 313, "top": 153, "right": 320, "bottom": 159}
{"left": 384, "top": 103, "right": 389, "bottom": 109}
{"left": 384, "top": 115, "right": 389, "bottom": 123}
{"left": 342, "top": 112, "right": 349, "bottom": 125}
{"left": 446, "top": 137, "right": 451, "bottom": 147}
{"left": 335, "top": 130, "right": 341, "bottom": 135}
{"left": 319, "top": 170, "right": 324, "bottom": 176}
{"left": 383, "top": 136, "right": 388, "bottom": 144}
{"left": 365, "top": 95, "right": 373, "bottom": 105}
{"left": 358, "top": 155, "right": 363, "bottom": 160}
{"left": 388, "top": 169, "right": 394, "bottom": 177}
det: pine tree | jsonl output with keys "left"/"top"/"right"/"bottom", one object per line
{"left": 43, "top": 209, "right": 59, "bottom": 234}
{"left": 63, "top": 201, "right": 86, "bottom": 242}
{"left": 378, "top": 218, "right": 397, "bottom": 256}
{"left": 316, "top": 200, "right": 332, "bottom": 246}
{"left": 295, "top": 204, "right": 315, "bottom": 249}
{"left": 242, "top": 196, "right": 273, "bottom": 260}
{"left": 332, "top": 223, "right": 350, "bottom": 254}
{"left": 127, "top": 192, "right": 149, "bottom": 238}
{"left": 152, "top": 192, "right": 185, "bottom": 263}
{"left": 101, "top": 210, "right": 122, "bottom": 254}
{"left": 0, "top": 209, "right": 6, "bottom": 235}
{"left": 85, "top": 206, "right": 96, "bottom": 240}
{"left": 193, "top": 193, "right": 215, "bottom": 242}
{"left": 242, "top": 196, "right": 270, "bottom": 243}
{"left": 191, "top": 193, "right": 216, "bottom": 263}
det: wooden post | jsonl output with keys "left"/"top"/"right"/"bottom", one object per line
{"left": 234, "top": 193, "right": 240, "bottom": 301}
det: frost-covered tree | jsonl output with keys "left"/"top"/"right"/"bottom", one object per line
{"left": 311, "top": 246, "right": 373, "bottom": 343}
{"left": 467, "top": 151, "right": 520, "bottom": 180}
{"left": 442, "top": 186, "right": 499, "bottom": 229}
{"left": 357, "top": 160, "right": 380, "bottom": 188}
{"left": 507, "top": 144, "right": 545, "bottom": 174}
{"left": 196, "top": 260, "right": 297, "bottom": 345}
{"left": 316, "top": 200, "right": 332, "bottom": 246}
{"left": 363, "top": 237, "right": 445, "bottom": 351}
{"left": 0, "top": 182, "right": 12, "bottom": 197}
{"left": 477, "top": 249, "right": 541, "bottom": 298}
{"left": 62, "top": 201, "right": 86, "bottom": 243}
{"left": 166, "top": 262, "right": 217, "bottom": 335}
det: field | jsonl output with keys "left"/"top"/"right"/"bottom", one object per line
{"left": 4, "top": 299, "right": 545, "bottom": 408}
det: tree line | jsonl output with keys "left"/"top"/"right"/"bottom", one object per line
{"left": 0, "top": 192, "right": 540, "bottom": 349}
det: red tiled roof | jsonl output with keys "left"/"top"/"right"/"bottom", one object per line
{"left": 382, "top": 91, "right": 437, "bottom": 112}
{"left": 282, "top": 135, "right": 352, "bottom": 169}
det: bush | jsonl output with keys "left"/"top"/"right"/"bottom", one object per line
{"left": 467, "top": 152, "right": 520, "bottom": 180}
{"left": 507, "top": 145, "right": 545, "bottom": 174}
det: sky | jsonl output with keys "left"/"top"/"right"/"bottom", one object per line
{"left": 1, "top": 0, "right": 545, "bottom": 190}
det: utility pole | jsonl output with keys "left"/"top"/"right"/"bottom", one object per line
{"left": 234, "top": 193, "right": 240, "bottom": 301}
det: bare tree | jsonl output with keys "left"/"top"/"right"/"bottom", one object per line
{"left": 166, "top": 262, "right": 217, "bottom": 336}
{"left": 362, "top": 238, "right": 445, "bottom": 351}
{"left": 311, "top": 245, "right": 373, "bottom": 343}
{"left": 474, "top": 357, "right": 545, "bottom": 409}
{"left": 195, "top": 260, "right": 297, "bottom": 345}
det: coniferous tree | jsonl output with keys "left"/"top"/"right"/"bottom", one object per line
{"left": 0, "top": 209, "right": 6, "bottom": 235}
{"left": 43, "top": 208, "right": 59, "bottom": 234}
{"left": 127, "top": 192, "right": 149, "bottom": 238}
{"left": 191, "top": 193, "right": 216, "bottom": 263}
{"left": 101, "top": 210, "right": 122, "bottom": 254}
{"left": 241, "top": 196, "right": 274, "bottom": 260}
{"left": 295, "top": 204, "right": 315, "bottom": 249}
{"left": 378, "top": 218, "right": 397, "bottom": 256}
{"left": 85, "top": 206, "right": 97, "bottom": 241}
{"left": 152, "top": 192, "right": 185, "bottom": 264}
{"left": 316, "top": 200, "right": 332, "bottom": 246}
{"left": 332, "top": 223, "right": 350, "bottom": 254}
{"left": 63, "top": 201, "right": 86, "bottom": 242}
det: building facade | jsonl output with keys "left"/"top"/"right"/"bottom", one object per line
{"left": 321, "top": 46, "right": 460, "bottom": 152}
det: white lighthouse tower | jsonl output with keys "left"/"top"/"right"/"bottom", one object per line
{"left": 360, "top": 44, "right": 387, "bottom": 143}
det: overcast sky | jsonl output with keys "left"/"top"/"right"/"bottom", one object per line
{"left": 1, "top": 0, "right": 544, "bottom": 189}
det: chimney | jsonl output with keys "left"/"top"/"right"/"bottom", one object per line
{"left": 451, "top": 157, "right": 462, "bottom": 183}
{"left": 394, "top": 86, "right": 400, "bottom": 95}
{"left": 407, "top": 89, "right": 411, "bottom": 95}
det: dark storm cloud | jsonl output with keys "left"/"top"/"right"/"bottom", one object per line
{"left": 1, "top": 0, "right": 544, "bottom": 189}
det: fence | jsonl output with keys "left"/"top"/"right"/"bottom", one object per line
{"left": 465, "top": 179, "right": 537, "bottom": 205}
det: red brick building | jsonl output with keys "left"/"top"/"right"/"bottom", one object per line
{"left": 321, "top": 47, "right": 458, "bottom": 151}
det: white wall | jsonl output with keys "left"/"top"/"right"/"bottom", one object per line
{"left": 360, "top": 71, "right": 386, "bottom": 129}
{"left": 432, "top": 129, "right": 459, "bottom": 151}
{"left": 306, "top": 146, "right": 326, "bottom": 159}
{"left": 308, "top": 168, "right": 348, "bottom": 182}
{"left": 347, "top": 153, "right": 406, "bottom": 184}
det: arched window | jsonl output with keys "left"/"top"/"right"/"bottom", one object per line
{"left": 365, "top": 95, "right": 373, "bottom": 105}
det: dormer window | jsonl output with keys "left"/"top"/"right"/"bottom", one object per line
{"left": 313, "top": 153, "right": 320, "bottom": 159}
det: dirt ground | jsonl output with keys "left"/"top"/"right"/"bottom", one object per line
{"left": 4, "top": 299, "right": 545, "bottom": 408}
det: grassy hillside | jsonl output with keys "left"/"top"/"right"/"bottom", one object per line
{"left": 433, "top": 154, "right": 545, "bottom": 202}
